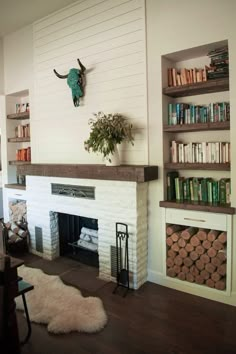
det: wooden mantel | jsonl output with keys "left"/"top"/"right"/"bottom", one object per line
{"left": 16, "top": 164, "right": 158, "bottom": 183}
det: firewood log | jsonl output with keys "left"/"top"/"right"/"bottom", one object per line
{"left": 183, "top": 257, "right": 193, "bottom": 267}
{"left": 166, "top": 257, "right": 175, "bottom": 268}
{"left": 205, "top": 263, "right": 216, "bottom": 274}
{"left": 177, "top": 272, "right": 186, "bottom": 281}
{"left": 217, "top": 250, "right": 227, "bottom": 262}
{"left": 190, "top": 265, "right": 199, "bottom": 277}
{"left": 166, "top": 224, "right": 184, "bottom": 236}
{"left": 195, "top": 245, "right": 205, "bottom": 255}
{"left": 189, "top": 250, "right": 199, "bottom": 261}
{"left": 166, "top": 237, "right": 173, "bottom": 247}
{"left": 171, "top": 243, "right": 180, "bottom": 253}
{"left": 182, "top": 265, "right": 189, "bottom": 274}
{"left": 218, "top": 231, "right": 227, "bottom": 244}
{"left": 206, "top": 278, "right": 215, "bottom": 288}
{"left": 197, "top": 228, "right": 209, "bottom": 241}
{"left": 174, "top": 255, "right": 183, "bottom": 266}
{"left": 207, "top": 247, "right": 217, "bottom": 258}
{"left": 217, "top": 263, "right": 226, "bottom": 276}
{"left": 202, "top": 240, "right": 212, "bottom": 250}
{"left": 195, "top": 259, "right": 204, "bottom": 271}
{"left": 215, "top": 278, "right": 226, "bottom": 290}
{"left": 167, "top": 268, "right": 176, "bottom": 278}
{"left": 173, "top": 265, "right": 181, "bottom": 274}
{"left": 185, "top": 243, "right": 194, "bottom": 253}
{"left": 211, "top": 256, "right": 223, "bottom": 268}
{"left": 190, "top": 235, "right": 200, "bottom": 247}
{"left": 181, "top": 227, "right": 198, "bottom": 240}
{"left": 171, "top": 231, "right": 181, "bottom": 242}
{"left": 200, "top": 269, "right": 210, "bottom": 280}
{"left": 179, "top": 248, "right": 188, "bottom": 259}
{"left": 195, "top": 275, "right": 204, "bottom": 285}
{"left": 167, "top": 249, "right": 177, "bottom": 259}
{"left": 186, "top": 273, "right": 194, "bottom": 283}
{"left": 212, "top": 239, "right": 224, "bottom": 251}
{"left": 211, "top": 272, "right": 221, "bottom": 282}
{"left": 200, "top": 254, "right": 210, "bottom": 264}
{"left": 207, "top": 230, "right": 220, "bottom": 242}
{"left": 178, "top": 237, "right": 186, "bottom": 248}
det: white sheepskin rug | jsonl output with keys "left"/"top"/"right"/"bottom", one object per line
{"left": 16, "top": 265, "right": 108, "bottom": 334}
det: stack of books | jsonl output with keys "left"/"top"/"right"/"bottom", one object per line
{"left": 207, "top": 46, "right": 229, "bottom": 80}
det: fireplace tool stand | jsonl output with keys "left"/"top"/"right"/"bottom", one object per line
{"left": 113, "top": 222, "right": 130, "bottom": 297}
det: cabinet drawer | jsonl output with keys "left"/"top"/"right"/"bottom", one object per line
{"left": 6, "top": 189, "right": 27, "bottom": 200}
{"left": 165, "top": 208, "right": 227, "bottom": 231}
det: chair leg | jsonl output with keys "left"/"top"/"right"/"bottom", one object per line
{"left": 20, "top": 293, "right": 32, "bottom": 345}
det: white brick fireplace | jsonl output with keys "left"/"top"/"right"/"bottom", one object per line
{"left": 26, "top": 175, "right": 148, "bottom": 289}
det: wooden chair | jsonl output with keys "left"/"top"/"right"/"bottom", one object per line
{"left": 0, "top": 254, "right": 21, "bottom": 354}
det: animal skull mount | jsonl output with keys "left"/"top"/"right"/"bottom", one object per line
{"left": 53, "top": 59, "right": 86, "bottom": 107}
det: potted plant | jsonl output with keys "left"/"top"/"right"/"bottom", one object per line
{"left": 84, "top": 112, "right": 134, "bottom": 166}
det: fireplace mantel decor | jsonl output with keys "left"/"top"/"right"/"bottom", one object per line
{"left": 17, "top": 164, "right": 158, "bottom": 182}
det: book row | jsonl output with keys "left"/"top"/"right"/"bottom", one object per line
{"left": 16, "top": 147, "right": 31, "bottom": 162}
{"left": 168, "top": 102, "right": 230, "bottom": 125}
{"left": 207, "top": 46, "right": 228, "bottom": 80}
{"left": 15, "top": 124, "right": 30, "bottom": 138}
{"left": 167, "top": 173, "right": 231, "bottom": 204}
{"left": 167, "top": 67, "right": 208, "bottom": 87}
{"left": 170, "top": 141, "right": 230, "bottom": 164}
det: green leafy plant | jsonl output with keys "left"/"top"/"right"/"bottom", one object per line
{"left": 84, "top": 112, "right": 134, "bottom": 159}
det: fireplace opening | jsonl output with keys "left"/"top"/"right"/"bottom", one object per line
{"left": 58, "top": 213, "right": 99, "bottom": 268}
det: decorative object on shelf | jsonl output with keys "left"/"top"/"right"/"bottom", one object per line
{"left": 113, "top": 223, "right": 130, "bottom": 297}
{"left": 53, "top": 58, "right": 86, "bottom": 107}
{"left": 84, "top": 112, "right": 134, "bottom": 166}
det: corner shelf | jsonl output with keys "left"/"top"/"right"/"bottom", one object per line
{"left": 8, "top": 137, "right": 30, "bottom": 143}
{"left": 7, "top": 111, "right": 30, "bottom": 120}
{"left": 5, "top": 184, "right": 26, "bottom": 190}
{"left": 159, "top": 200, "right": 235, "bottom": 215}
{"left": 163, "top": 121, "right": 230, "bottom": 133}
{"left": 9, "top": 161, "right": 31, "bottom": 166}
{"left": 163, "top": 77, "right": 229, "bottom": 97}
{"left": 164, "top": 163, "right": 230, "bottom": 171}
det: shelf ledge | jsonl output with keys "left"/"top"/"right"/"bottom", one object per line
{"left": 159, "top": 200, "right": 235, "bottom": 215}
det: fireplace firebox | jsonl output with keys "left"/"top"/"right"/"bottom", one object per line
{"left": 58, "top": 213, "right": 98, "bottom": 267}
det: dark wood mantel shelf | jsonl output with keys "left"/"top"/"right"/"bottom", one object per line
{"left": 16, "top": 164, "right": 158, "bottom": 183}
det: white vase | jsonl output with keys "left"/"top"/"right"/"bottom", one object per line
{"left": 105, "top": 145, "right": 120, "bottom": 166}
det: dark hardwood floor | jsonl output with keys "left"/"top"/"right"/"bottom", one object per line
{"left": 16, "top": 253, "right": 236, "bottom": 354}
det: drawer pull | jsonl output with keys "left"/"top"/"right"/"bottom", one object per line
{"left": 15, "top": 194, "right": 22, "bottom": 196}
{"left": 184, "top": 217, "right": 206, "bottom": 223}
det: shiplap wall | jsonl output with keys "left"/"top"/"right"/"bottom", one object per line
{"left": 33, "top": 0, "right": 147, "bottom": 164}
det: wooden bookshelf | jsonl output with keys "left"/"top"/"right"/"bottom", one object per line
{"left": 163, "top": 121, "right": 230, "bottom": 133}
{"left": 7, "top": 111, "right": 30, "bottom": 120}
{"left": 5, "top": 183, "right": 26, "bottom": 190}
{"left": 164, "top": 162, "right": 230, "bottom": 171}
{"left": 8, "top": 137, "right": 30, "bottom": 143}
{"left": 163, "top": 77, "right": 229, "bottom": 98}
{"left": 9, "top": 161, "right": 31, "bottom": 166}
{"left": 159, "top": 200, "right": 235, "bottom": 215}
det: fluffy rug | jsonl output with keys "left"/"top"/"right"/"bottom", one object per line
{"left": 16, "top": 265, "right": 107, "bottom": 334}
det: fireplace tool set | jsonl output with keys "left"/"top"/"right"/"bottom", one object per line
{"left": 113, "top": 222, "right": 130, "bottom": 297}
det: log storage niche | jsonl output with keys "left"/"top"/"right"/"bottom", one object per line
{"left": 166, "top": 224, "right": 227, "bottom": 290}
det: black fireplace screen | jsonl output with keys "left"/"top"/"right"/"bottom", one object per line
{"left": 58, "top": 213, "right": 98, "bottom": 267}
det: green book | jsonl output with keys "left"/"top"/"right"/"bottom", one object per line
{"left": 167, "top": 171, "right": 179, "bottom": 200}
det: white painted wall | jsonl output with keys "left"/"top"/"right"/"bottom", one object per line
{"left": 146, "top": 0, "right": 236, "bottom": 301}
{"left": 0, "top": 38, "right": 4, "bottom": 94}
{"left": 3, "top": 25, "right": 33, "bottom": 95}
{"left": 32, "top": 0, "right": 148, "bottom": 165}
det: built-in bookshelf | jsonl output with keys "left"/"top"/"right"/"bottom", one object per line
{"left": 160, "top": 40, "right": 234, "bottom": 214}
{"left": 4, "top": 90, "right": 31, "bottom": 189}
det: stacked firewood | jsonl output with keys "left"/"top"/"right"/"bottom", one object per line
{"left": 166, "top": 224, "right": 227, "bottom": 290}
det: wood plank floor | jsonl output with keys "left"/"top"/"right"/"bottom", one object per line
{"left": 16, "top": 253, "right": 236, "bottom": 354}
